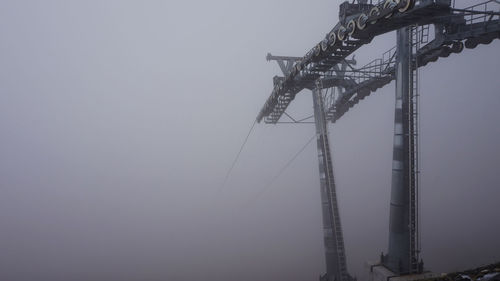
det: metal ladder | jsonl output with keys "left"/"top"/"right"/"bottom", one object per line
{"left": 408, "top": 24, "right": 422, "bottom": 274}
{"left": 314, "top": 83, "right": 349, "bottom": 281}
{"left": 323, "top": 135, "right": 348, "bottom": 281}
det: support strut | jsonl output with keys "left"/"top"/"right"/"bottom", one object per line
{"left": 312, "top": 85, "right": 350, "bottom": 281}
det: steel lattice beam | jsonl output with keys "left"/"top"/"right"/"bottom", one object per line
{"left": 257, "top": 0, "right": 500, "bottom": 124}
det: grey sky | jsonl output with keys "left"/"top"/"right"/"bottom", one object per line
{"left": 0, "top": 1, "right": 499, "bottom": 281}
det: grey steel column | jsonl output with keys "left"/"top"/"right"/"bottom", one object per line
{"left": 385, "top": 27, "right": 411, "bottom": 274}
{"left": 312, "top": 87, "right": 348, "bottom": 281}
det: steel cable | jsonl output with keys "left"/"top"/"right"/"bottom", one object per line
{"left": 245, "top": 134, "right": 316, "bottom": 207}
{"left": 218, "top": 119, "right": 257, "bottom": 193}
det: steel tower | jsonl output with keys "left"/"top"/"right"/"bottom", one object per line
{"left": 257, "top": 0, "right": 500, "bottom": 279}
{"left": 383, "top": 26, "right": 421, "bottom": 275}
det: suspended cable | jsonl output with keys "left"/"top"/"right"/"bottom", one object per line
{"left": 245, "top": 133, "right": 316, "bottom": 206}
{"left": 297, "top": 115, "right": 314, "bottom": 122}
{"left": 218, "top": 119, "right": 257, "bottom": 193}
{"left": 283, "top": 112, "right": 297, "bottom": 122}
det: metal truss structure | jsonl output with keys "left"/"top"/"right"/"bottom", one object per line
{"left": 257, "top": 0, "right": 500, "bottom": 125}
{"left": 257, "top": 1, "right": 500, "bottom": 281}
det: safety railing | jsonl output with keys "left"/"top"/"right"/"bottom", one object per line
{"left": 453, "top": 0, "right": 500, "bottom": 25}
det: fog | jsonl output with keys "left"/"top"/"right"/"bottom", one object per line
{"left": 0, "top": 1, "right": 499, "bottom": 281}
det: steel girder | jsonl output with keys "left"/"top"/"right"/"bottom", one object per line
{"left": 257, "top": 0, "right": 500, "bottom": 124}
